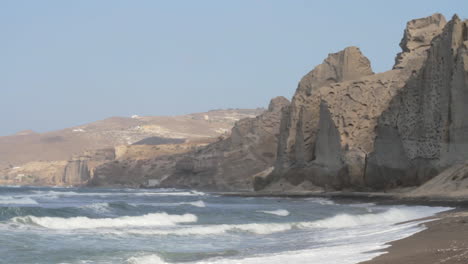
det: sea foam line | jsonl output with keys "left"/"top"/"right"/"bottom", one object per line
{"left": 257, "top": 209, "right": 290, "bottom": 216}
{"left": 12, "top": 212, "right": 197, "bottom": 229}
{"left": 111, "top": 206, "right": 450, "bottom": 237}
{"left": 0, "top": 196, "right": 38, "bottom": 205}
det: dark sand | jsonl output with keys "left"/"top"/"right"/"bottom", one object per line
{"left": 361, "top": 210, "right": 468, "bottom": 264}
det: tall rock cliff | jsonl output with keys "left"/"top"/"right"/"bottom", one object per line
{"left": 271, "top": 47, "right": 374, "bottom": 182}
{"left": 158, "top": 97, "right": 290, "bottom": 191}
{"left": 367, "top": 14, "right": 468, "bottom": 189}
{"left": 257, "top": 14, "right": 468, "bottom": 191}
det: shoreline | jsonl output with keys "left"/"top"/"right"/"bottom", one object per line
{"left": 3, "top": 185, "right": 468, "bottom": 262}
{"left": 360, "top": 209, "right": 468, "bottom": 264}
{"left": 214, "top": 190, "right": 468, "bottom": 208}
{"left": 217, "top": 190, "right": 468, "bottom": 263}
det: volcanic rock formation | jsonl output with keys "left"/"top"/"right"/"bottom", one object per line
{"left": 90, "top": 97, "right": 289, "bottom": 189}
{"left": 157, "top": 97, "right": 290, "bottom": 191}
{"left": 257, "top": 13, "right": 468, "bottom": 192}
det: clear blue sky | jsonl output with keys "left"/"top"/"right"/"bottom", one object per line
{"left": 1, "top": 1, "right": 466, "bottom": 136}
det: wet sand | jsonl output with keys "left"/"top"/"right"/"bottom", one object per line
{"left": 361, "top": 210, "right": 468, "bottom": 264}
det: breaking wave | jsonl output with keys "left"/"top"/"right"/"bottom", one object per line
{"left": 110, "top": 206, "right": 449, "bottom": 237}
{"left": 122, "top": 222, "right": 293, "bottom": 236}
{"left": 126, "top": 254, "right": 168, "bottom": 264}
{"left": 12, "top": 212, "right": 197, "bottom": 229}
{"left": 305, "top": 197, "right": 336, "bottom": 205}
{"left": 0, "top": 196, "right": 38, "bottom": 205}
{"left": 299, "top": 206, "right": 447, "bottom": 229}
{"left": 257, "top": 209, "right": 290, "bottom": 216}
{"left": 180, "top": 200, "right": 206, "bottom": 208}
{"left": 30, "top": 190, "right": 206, "bottom": 198}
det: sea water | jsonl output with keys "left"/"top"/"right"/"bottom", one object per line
{"left": 0, "top": 186, "right": 450, "bottom": 264}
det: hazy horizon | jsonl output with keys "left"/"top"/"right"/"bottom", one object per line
{"left": 1, "top": 1, "right": 467, "bottom": 136}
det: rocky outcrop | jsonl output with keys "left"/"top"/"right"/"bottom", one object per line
{"left": 406, "top": 162, "right": 468, "bottom": 198}
{"left": 0, "top": 148, "right": 115, "bottom": 186}
{"left": 259, "top": 14, "right": 468, "bottom": 192}
{"left": 158, "top": 97, "right": 290, "bottom": 191}
{"left": 365, "top": 14, "right": 468, "bottom": 189}
{"left": 274, "top": 47, "right": 374, "bottom": 173}
{"left": 0, "top": 161, "right": 68, "bottom": 186}
{"left": 0, "top": 109, "right": 262, "bottom": 169}
{"left": 89, "top": 142, "right": 211, "bottom": 187}
{"left": 63, "top": 159, "right": 91, "bottom": 186}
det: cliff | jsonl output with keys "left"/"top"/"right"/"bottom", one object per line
{"left": 257, "top": 14, "right": 468, "bottom": 192}
{"left": 158, "top": 97, "right": 290, "bottom": 191}
{"left": 0, "top": 109, "right": 262, "bottom": 169}
{"left": 0, "top": 148, "right": 115, "bottom": 186}
{"left": 89, "top": 97, "right": 289, "bottom": 189}
{"left": 0, "top": 109, "right": 261, "bottom": 186}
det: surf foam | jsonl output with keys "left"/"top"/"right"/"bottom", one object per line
{"left": 301, "top": 206, "right": 448, "bottom": 229}
{"left": 122, "top": 222, "right": 293, "bottom": 236}
{"left": 257, "top": 209, "right": 290, "bottom": 216}
{"left": 12, "top": 212, "right": 197, "bottom": 229}
{"left": 0, "top": 196, "right": 38, "bottom": 205}
{"left": 126, "top": 254, "right": 168, "bottom": 264}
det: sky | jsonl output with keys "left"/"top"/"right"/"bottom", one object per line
{"left": 0, "top": 1, "right": 467, "bottom": 136}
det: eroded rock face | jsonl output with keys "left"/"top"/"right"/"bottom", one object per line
{"left": 159, "top": 97, "right": 290, "bottom": 191}
{"left": 0, "top": 148, "right": 116, "bottom": 186}
{"left": 259, "top": 14, "right": 467, "bottom": 191}
{"left": 274, "top": 47, "right": 374, "bottom": 173}
{"left": 366, "top": 15, "right": 468, "bottom": 189}
{"left": 63, "top": 159, "right": 91, "bottom": 185}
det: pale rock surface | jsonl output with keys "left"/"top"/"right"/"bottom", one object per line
{"left": 258, "top": 14, "right": 468, "bottom": 191}
{"left": 158, "top": 97, "right": 290, "bottom": 191}
{"left": 406, "top": 162, "right": 468, "bottom": 198}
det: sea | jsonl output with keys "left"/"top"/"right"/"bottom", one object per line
{"left": 0, "top": 186, "right": 451, "bottom": 264}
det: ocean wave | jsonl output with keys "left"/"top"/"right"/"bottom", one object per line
{"left": 120, "top": 206, "right": 449, "bottom": 237}
{"left": 80, "top": 200, "right": 206, "bottom": 214}
{"left": 300, "top": 206, "right": 449, "bottom": 229}
{"left": 125, "top": 243, "right": 390, "bottom": 264}
{"left": 305, "top": 197, "right": 335, "bottom": 205}
{"left": 194, "top": 243, "right": 390, "bottom": 264}
{"left": 0, "top": 196, "right": 38, "bottom": 205}
{"left": 12, "top": 212, "right": 197, "bottom": 230}
{"left": 181, "top": 200, "right": 206, "bottom": 208}
{"left": 126, "top": 254, "right": 168, "bottom": 264}
{"left": 30, "top": 190, "right": 206, "bottom": 198}
{"left": 257, "top": 209, "right": 290, "bottom": 216}
{"left": 80, "top": 202, "right": 113, "bottom": 214}
{"left": 122, "top": 222, "right": 293, "bottom": 236}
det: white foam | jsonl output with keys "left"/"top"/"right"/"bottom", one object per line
{"left": 108, "top": 206, "right": 450, "bottom": 238}
{"left": 0, "top": 196, "right": 38, "bottom": 205}
{"left": 122, "top": 222, "right": 293, "bottom": 236}
{"left": 194, "top": 243, "right": 390, "bottom": 264}
{"left": 305, "top": 197, "right": 335, "bottom": 205}
{"left": 189, "top": 207, "right": 450, "bottom": 264}
{"left": 257, "top": 209, "right": 290, "bottom": 216}
{"left": 143, "top": 200, "right": 207, "bottom": 208}
{"left": 300, "top": 206, "right": 447, "bottom": 229}
{"left": 81, "top": 203, "right": 112, "bottom": 213}
{"left": 126, "top": 254, "right": 168, "bottom": 264}
{"left": 184, "top": 200, "right": 206, "bottom": 208}
{"left": 30, "top": 190, "right": 206, "bottom": 198}
{"left": 12, "top": 212, "right": 197, "bottom": 230}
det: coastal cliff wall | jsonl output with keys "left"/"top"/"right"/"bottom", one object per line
{"left": 257, "top": 14, "right": 468, "bottom": 192}
{"left": 158, "top": 97, "right": 290, "bottom": 191}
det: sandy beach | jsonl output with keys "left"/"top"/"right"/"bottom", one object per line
{"left": 361, "top": 209, "right": 468, "bottom": 264}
